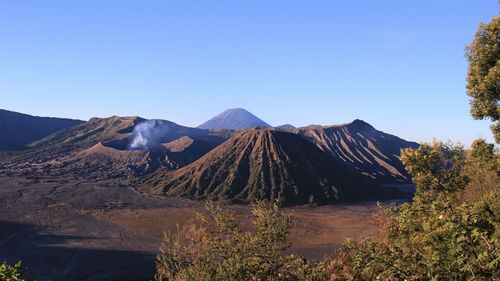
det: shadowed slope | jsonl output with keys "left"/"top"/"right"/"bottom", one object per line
{"left": 0, "top": 109, "right": 83, "bottom": 151}
{"left": 298, "top": 120, "right": 419, "bottom": 183}
{"left": 144, "top": 129, "right": 397, "bottom": 206}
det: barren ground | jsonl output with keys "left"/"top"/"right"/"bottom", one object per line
{"left": 0, "top": 175, "right": 393, "bottom": 281}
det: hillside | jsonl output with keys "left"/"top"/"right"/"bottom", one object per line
{"left": 1, "top": 116, "right": 228, "bottom": 178}
{"left": 198, "top": 108, "right": 271, "bottom": 130}
{"left": 297, "top": 120, "right": 419, "bottom": 183}
{"left": 143, "top": 129, "right": 398, "bottom": 205}
{"left": 0, "top": 109, "right": 83, "bottom": 151}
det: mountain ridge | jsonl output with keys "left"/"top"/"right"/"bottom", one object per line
{"left": 0, "top": 109, "right": 84, "bottom": 151}
{"left": 0, "top": 109, "right": 418, "bottom": 205}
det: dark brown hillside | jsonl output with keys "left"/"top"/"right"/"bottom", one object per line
{"left": 143, "top": 129, "right": 397, "bottom": 206}
{"left": 0, "top": 109, "right": 83, "bottom": 151}
{"left": 298, "top": 120, "right": 419, "bottom": 183}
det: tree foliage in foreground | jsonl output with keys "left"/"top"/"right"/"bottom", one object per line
{"left": 155, "top": 201, "right": 326, "bottom": 281}
{"left": 156, "top": 140, "right": 499, "bottom": 281}
{"left": 328, "top": 140, "right": 499, "bottom": 280}
{"left": 465, "top": 14, "right": 500, "bottom": 143}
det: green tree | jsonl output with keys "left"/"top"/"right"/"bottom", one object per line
{"left": 400, "top": 141, "right": 468, "bottom": 200}
{"left": 465, "top": 15, "right": 500, "bottom": 143}
{"left": 325, "top": 141, "right": 499, "bottom": 281}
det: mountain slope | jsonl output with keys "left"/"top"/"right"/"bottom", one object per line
{"left": 198, "top": 108, "right": 271, "bottom": 130}
{"left": 297, "top": 120, "right": 419, "bottom": 183}
{"left": 0, "top": 109, "right": 83, "bottom": 151}
{"left": 1, "top": 116, "right": 228, "bottom": 178}
{"left": 21, "top": 117, "right": 214, "bottom": 157}
{"left": 143, "top": 129, "right": 397, "bottom": 205}
{"left": 7, "top": 116, "right": 145, "bottom": 161}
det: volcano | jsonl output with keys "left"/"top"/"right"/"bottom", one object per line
{"left": 198, "top": 108, "right": 271, "bottom": 130}
{"left": 143, "top": 129, "right": 398, "bottom": 205}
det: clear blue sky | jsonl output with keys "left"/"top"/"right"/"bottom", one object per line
{"left": 0, "top": 0, "right": 497, "bottom": 146}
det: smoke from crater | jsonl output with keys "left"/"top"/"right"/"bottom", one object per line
{"left": 129, "top": 120, "right": 160, "bottom": 150}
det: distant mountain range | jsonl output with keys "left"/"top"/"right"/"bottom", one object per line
{"left": 0, "top": 108, "right": 418, "bottom": 205}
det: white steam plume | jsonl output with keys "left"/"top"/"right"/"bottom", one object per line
{"left": 129, "top": 120, "right": 158, "bottom": 150}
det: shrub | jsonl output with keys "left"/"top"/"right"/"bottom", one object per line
{"left": 0, "top": 261, "right": 31, "bottom": 281}
{"left": 155, "top": 201, "right": 324, "bottom": 281}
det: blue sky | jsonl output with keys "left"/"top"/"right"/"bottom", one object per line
{"left": 0, "top": 0, "right": 497, "bottom": 146}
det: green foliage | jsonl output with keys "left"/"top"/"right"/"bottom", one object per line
{"left": 465, "top": 15, "right": 500, "bottom": 142}
{"left": 155, "top": 201, "right": 324, "bottom": 281}
{"left": 329, "top": 200, "right": 498, "bottom": 280}
{"left": 492, "top": 121, "right": 500, "bottom": 143}
{"left": 327, "top": 140, "right": 500, "bottom": 281}
{"left": 401, "top": 141, "right": 469, "bottom": 199}
{"left": 470, "top": 139, "right": 496, "bottom": 164}
{"left": 0, "top": 261, "right": 30, "bottom": 281}
{"left": 468, "top": 138, "right": 499, "bottom": 175}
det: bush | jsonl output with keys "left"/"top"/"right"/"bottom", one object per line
{"left": 0, "top": 261, "right": 31, "bottom": 281}
{"left": 155, "top": 201, "right": 325, "bottom": 281}
{"left": 325, "top": 141, "right": 499, "bottom": 281}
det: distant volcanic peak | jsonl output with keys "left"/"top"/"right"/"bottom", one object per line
{"left": 197, "top": 108, "right": 271, "bottom": 130}
{"left": 275, "top": 124, "right": 296, "bottom": 131}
